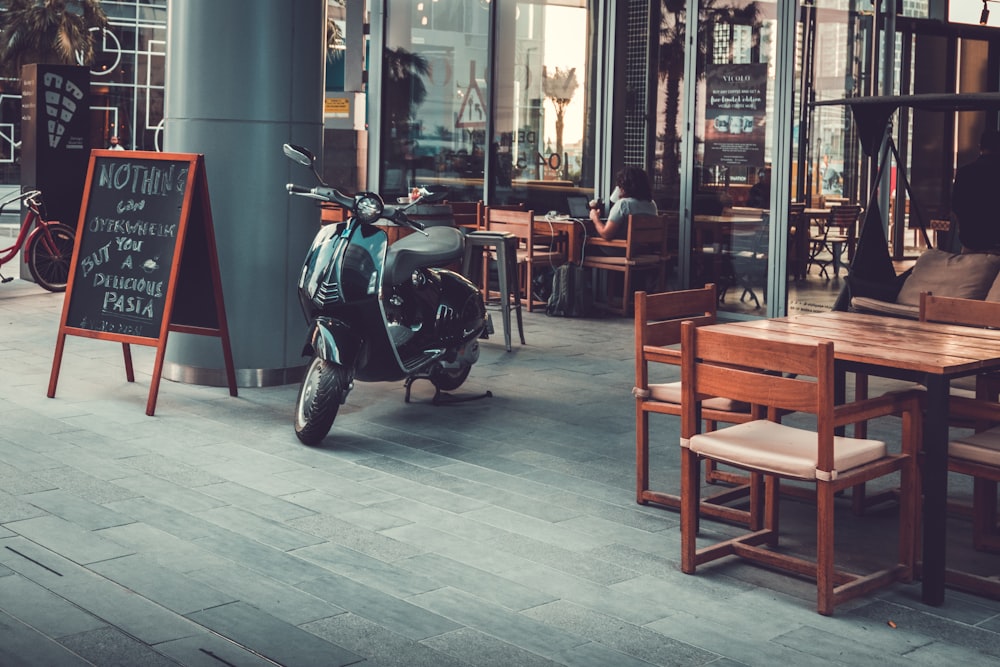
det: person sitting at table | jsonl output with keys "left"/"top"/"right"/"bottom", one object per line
{"left": 589, "top": 166, "right": 658, "bottom": 241}
{"left": 952, "top": 127, "right": 1000, "bottom": 253}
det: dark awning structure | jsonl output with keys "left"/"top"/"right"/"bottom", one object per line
{"left": 811, "top": 93, "right": 1000, "bottom": 308}
{"left": 814, "top": 92, "right": 1000, "bottom": 156}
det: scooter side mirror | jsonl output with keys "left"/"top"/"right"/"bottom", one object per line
{"left": 283, "top": 143, "right": 315, "bottom": 167}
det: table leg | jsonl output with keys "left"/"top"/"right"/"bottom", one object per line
{"left": 921, "top": 374, "right": 948, "bottom": 606}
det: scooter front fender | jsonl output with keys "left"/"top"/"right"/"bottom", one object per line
{"left": 303, "top": 317, "right": 363, "bottom": 370}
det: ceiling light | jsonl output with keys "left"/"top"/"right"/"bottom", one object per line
{"left": 982, "top": 1, "right": 990, "bottom": 25}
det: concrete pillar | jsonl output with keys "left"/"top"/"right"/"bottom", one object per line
{"left": 162, "top": 0, "right": 326, "bottom": 387}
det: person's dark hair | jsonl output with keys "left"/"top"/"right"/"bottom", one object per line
{"left": 981, "top": 128, "right": 1000, "bottom": 153}
{"left": 616, "top": 166, "right": 652, "bottom": 200}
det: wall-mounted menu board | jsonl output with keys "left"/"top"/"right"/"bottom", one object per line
{"left": 48, "top": 150, "right": 237, "bottom": 415}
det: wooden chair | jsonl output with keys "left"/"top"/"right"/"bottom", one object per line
{"left": 449, "top": 200, "right": 484, "bottom": 230}
{"left": 808, "top": 204, "right": 862, "bottom": 279}
{"left": 679, "top": 322, "right": 921, "bottom": 615}
{"left": 485, "top": 207, "right": 564, "bottom": 312}
{"left": 918, "top": 293, "right": 1000, "bottom": 597}
{"left": 939, "top": 397, "right": 1000, "bottom": 599}
{"left": 582, "top": 214, "right": 669, "bottom": 316}
{"left": 634, "top": 286, "right": 760, "bottom": 528}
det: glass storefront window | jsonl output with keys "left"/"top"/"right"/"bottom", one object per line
{"left": 380, "top": 0, "right": 595, "bottom": 210}
{"left": 381, "top": 0, "right": 490, "bottom": 202}
{"left": 491, "top": 0, "right": 595, "bottom": 210}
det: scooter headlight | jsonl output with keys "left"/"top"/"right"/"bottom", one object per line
{"left": 354, "top": 192, "right": 384, "bottom": 224}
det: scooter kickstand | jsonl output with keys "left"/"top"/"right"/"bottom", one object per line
{"left": 403, "top": 375, "right": 492, "bottom": 405}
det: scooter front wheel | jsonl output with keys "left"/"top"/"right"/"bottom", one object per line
{"left": 294, "top": 356, "right": 347, "bottom": 445}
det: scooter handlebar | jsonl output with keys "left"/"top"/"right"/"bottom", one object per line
{"left": 286, "top": 184, "right": 356, "bottom": 210}
{"left": 384, "top": 206, "right": 426, "bottom": 232}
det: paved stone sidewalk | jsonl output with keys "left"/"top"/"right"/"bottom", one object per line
{"left": 1, "top": 278, "right": 1000, "bottom": 666}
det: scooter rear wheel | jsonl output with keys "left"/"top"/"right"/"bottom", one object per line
{"left": 430, "top": 363, "right": 472, "bottom": 392}
{"left": 294, "top": 356, "right": 346, "bottom": 445}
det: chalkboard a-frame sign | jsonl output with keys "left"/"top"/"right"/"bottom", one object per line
{"left": 47, "top": 150, "right": 237, "bottom": 415}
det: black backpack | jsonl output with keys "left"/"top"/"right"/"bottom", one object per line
{"left": 546, "top": 263, "right": 593, "bottom": 317}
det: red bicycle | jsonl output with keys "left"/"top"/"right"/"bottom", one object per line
{"left": 0, "top": 189, "right": 75, "bottom": 292}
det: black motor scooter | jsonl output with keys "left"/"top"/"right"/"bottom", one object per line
{"left": 284, "top": 143, "right": 489, "bottom": 445}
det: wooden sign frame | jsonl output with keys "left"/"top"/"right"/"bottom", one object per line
{"left": 48, "top": 150, "right": 237, "bottom": 415}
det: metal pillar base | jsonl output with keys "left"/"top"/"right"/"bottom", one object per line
{"left": 161, "top": 361, "right": 305, "bottom": 388}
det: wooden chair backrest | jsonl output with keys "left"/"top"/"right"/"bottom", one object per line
{"left": 680, "top": 322, "right": 835, "bottom": 455}
{"left": 624, "top": 214, "right": 669, "bottom": 259}
{"left": 449, "top": 200, "right": 483, "bottom": 229}
{"left": 920, "top": 292, "right": 1000, "bottom": 328}
{"left": 485, "top": 207, "right": 538, "bottom": 256}
{"left": 634, "top": 286, "right": 717, "bottom": 388}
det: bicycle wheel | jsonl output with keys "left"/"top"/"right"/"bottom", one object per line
{"left": 26, "top": 223, "right": 75, "bottom": 292}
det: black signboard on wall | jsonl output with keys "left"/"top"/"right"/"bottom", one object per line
{"left": 48, "top": 150, "right": 237, "bottom": 415}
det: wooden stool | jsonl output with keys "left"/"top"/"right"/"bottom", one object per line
{"left": 462, "top": 231, "right": 525, "bottom": 352}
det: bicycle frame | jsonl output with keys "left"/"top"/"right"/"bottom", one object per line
{"left": 0, "top": 191, "right": 56, "bottom": 267}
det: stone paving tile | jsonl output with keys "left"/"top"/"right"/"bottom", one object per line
{"left": 497, "top": 563, "right": 672, "bottom": 627}
{"left": 409, "top": 586, "right": 590, "bottom": 659}
{"left": 184, "top": 561, "right": 345, "bottom": 626}
{"left": 186, "top": 601, "right": 361, "bottom": 666}
{"left": 419, "top": 626, "right": 568, "bottom": 667}
{"left": 96, "top": 521, "right": 233, "bottom": 574}
{"left": 291, "top": 541, "right": 441, "bottom": 598}
{"left": 287, "top": 512, "right": 426, "bottom": 562}
{"left": 521, "top": 599, "right": 719, "bottom": 666}
{"left": 153, "top": 631, "right": 280, "bottom": 667}
{"left": 298, "top": 572, "right": 463, "bottom": 641}
{"left": 87, "top": 553, "right": 237, "bottom": 615}
{"left": 193, "top": 505, "right": 326, "bottom": 551}
{"left": 0, "top": 573, "right": 106, "bottom": 639}
{"left": 195, "top": 480, "right": 318, "bottom": 522}
{"left": 0, "top": 611, "right": 96, "bottom": 667}
{"left": 303, "top": 612, "right": 469, "bottom": 667}
{"left": 20, "top": 488, "right": 133, "bottom": 531}
{"left": 4, "top": 515, "right": 134, "bottom": 565}
{"left": 482, "top": 532, "right": 640, "bottom": 586}
{"left": 399, "top": 552, "right": 557, "bottom": 611}
{"left": 381, "top": 521, "right": 537, "bottom": 575}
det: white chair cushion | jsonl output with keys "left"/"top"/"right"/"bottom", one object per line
{"left": 647, "top": 382, "right": 749, "bottom": 412}
{"left": 687, "top": 419, "right": 887, "bottom": 481}
{"left": 950, "top": 427, "right": 1000, "bottom": 467}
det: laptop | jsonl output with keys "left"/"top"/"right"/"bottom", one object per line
{"left": 566, "top": 195, "right": 592, "bottom": 219}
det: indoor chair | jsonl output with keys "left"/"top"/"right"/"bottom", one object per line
{"left": 807, "top": 204, "right": 862, "bottom": 279}
{"left": 679, "top": 321, "right": 921, "bottom": 616}
{"left": 633, "top": 286, "right": 759, "bottom": 528}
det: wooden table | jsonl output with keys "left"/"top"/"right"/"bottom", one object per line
{"left": 534, "top": 216, "right": 589, "bottom": 264}
{"left": 703, "top": 310, "right": 1000, "bottom": 606}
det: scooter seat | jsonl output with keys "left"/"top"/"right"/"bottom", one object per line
{"left": 385, "top": 225, "right": 465, "bottom": 285}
